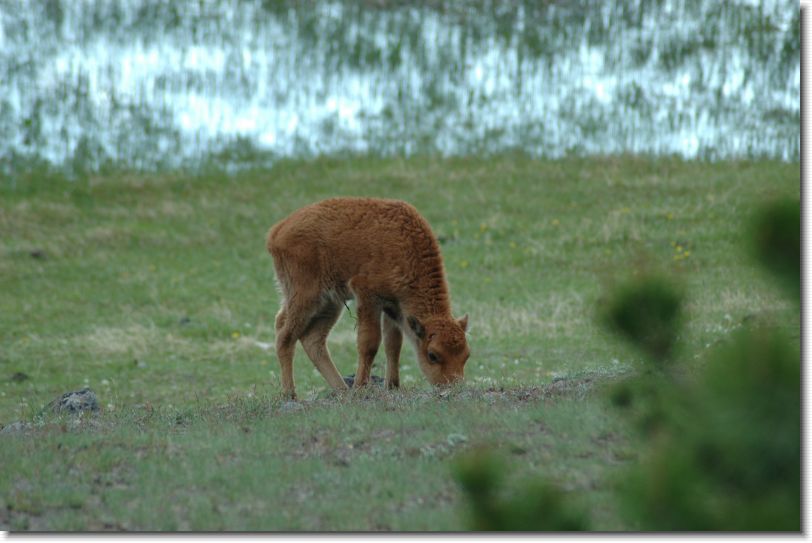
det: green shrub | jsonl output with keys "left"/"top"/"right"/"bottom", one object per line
{"left": 453, "top": 198, "right": 800, "bottom": 531}
{"left": 453, "top": 449, "right": 588, "bottom": 531}
{"left": 601, "top": 276, "right": 682, "bottom": 364}
{"left": 751, "top": 199, "right": 800, "bottom": 298}
{"left": 616, "top": 198, "right": 800, "bottom": 531}
{"left": 620, "top": 327, "right": 800, "bottom": 530}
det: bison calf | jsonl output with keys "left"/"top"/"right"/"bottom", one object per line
{"left": 267, "top": 197, "right": 470, "bottom": 399}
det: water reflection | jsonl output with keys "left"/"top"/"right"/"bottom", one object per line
{"left": 0, "top": 0, "right": 800, "bottom": 175}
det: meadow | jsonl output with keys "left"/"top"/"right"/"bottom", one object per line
{"left": 0, "top": 154, "right": 799, "bottom": 530}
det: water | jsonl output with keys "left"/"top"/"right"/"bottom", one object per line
{"left": 0, "top": 0, "right": 800, "bottom": 176}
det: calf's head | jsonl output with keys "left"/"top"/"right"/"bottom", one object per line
{"left": 407, "top": 314, "right": 470, "bottom": 386}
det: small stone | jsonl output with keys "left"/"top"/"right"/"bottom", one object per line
{"left": 29, "top": 249, "right": 46, "bottom": 259}
{"left": 10, "top": 372, "right": 29, "bottom": 383}
{"left": 279, "top": 401, "right": 303, "bottom": 413}
{"left": 46, "top": 387, "right": 99, "bottom": 415}
{"left": 0, "top": 421, "right": 31, "bottom": 435}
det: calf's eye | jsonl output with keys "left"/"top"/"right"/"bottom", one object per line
{"left": 427, "top": 351, "right": 440, "bottom": 364}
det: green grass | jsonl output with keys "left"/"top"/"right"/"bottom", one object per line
{"left": 0, "top": 154, "right": 799, "bottom": 530}
{"left": 0, "top": 383, "right": 633, "bottom": 530}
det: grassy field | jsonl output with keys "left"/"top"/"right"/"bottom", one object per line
{"left": 0, "top": 155, "right": 799, "bottom": 530}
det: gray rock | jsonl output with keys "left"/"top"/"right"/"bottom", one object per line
{"left": 279, "top": 401, "right": 303, "bottom": 413}
{"left": 46, "top": 387, "right": 99, "bottom": 414}
{"left": 10, "top": 371, "right": 29, "bottom": 383}
{"left": 0, "top": 421, "right": 31, "bottom": 435}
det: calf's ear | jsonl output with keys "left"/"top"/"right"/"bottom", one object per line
{"left": 457, "top": 314, "right": 469, "bottom": 332}
{"left": 407, "top": 316, "right": 426, "bottom": 339}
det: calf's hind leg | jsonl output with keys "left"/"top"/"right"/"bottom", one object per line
{"left": 274, "top": 307, "right": 295, "bottom": 399}
{"left": 300, "top": 301, "right": 348, "bottom": 391}
{"left": 383, "top": 314, "right": 402, "bottom": 389}
{"left": 274, "top": 287, "right": 322, "bottom": 400}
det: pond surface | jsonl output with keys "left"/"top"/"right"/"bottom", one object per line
{"left": 0, "top": 0, "right": 800, "bottom": 175}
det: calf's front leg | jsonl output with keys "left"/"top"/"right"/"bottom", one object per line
{"left": 353, "top": 300, "right": 382, "bottom": 388}
{"left": 349, "top": 277, "right": 382, "bottom": 388}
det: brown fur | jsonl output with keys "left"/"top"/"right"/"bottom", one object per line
{"left": 267, "top": 197, "right": 470, "bottom": 399}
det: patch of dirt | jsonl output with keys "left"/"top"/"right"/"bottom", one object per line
{"left": 276, "top": 369, "right": 631, "bottom": 412}
{"left": 0, "top": 370, "right": 632, "bottom": 440}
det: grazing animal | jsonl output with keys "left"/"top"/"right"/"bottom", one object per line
{"left": 267, "top": 197, "right": 470, "bottom": 399}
